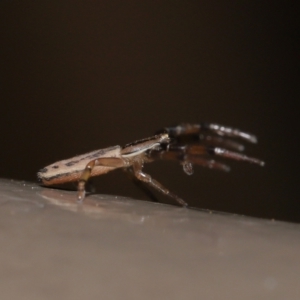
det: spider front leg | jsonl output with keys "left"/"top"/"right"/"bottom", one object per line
{"left": 149, "top": 143, "right": 264, "bottom": 176}
{"left": 158, "top": 122, "right": 258, "bottom": 144}
{"left": 149, "top": 146, "right": 232, "bottom": 173}
{"left": 186, "top": 144, "right": 265, "bottom": 166}
{"left": 132, "top": 161, "right": 188, "bottom": 207}
{"left": 78, "top": 157, "right": 127, "bottom": 201}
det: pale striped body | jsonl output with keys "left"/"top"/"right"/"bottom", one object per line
{"left": 38, "top": 146, "right": 121, "bottom": 186}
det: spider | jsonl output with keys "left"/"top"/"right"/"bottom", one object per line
{"left": 38, "top": 122, "right": 264, "bottom": 207}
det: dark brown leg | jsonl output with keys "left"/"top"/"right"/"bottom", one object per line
{"left": 157, "top": 122, "right": 258, "bottom": 144}
{"left": 197, "top": 135, "right": 245, "bottom": 151}
{"left": 187, "top": 145, "right": 264, "bottom": 165}
{"left": 132, "top": 161, "right": 188, "bottom": 207}
{"left": 149, "top": 143, "right": 264, "bottom": 176}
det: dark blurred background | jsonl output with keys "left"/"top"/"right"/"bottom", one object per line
{"left": 0, "top": 1, "right": 298, "bottom": 221}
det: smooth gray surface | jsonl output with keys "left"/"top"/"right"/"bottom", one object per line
{"left": 0, "top": 178, "right": 299, "bottom": 300}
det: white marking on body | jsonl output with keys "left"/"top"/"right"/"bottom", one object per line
{"left": 122, "top": 143, "right": 160, "bottom": 157}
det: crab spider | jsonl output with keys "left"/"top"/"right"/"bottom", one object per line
{"left": 38, "top": 122, "right": 264, "bottom": 207}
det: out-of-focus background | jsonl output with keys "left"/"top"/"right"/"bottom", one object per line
{"left": 0, "top": 1, "right": 297, "bottom": 222}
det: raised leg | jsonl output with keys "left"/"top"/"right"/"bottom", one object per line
{"left": 148, "top": 144, "right": 264, "bottom": 176}
{"left": 132, "top": 161, "right": 188, "bottom": 207}
{"left": 186, "top": 144, "right": 265, "bottom": 165}
{"left": 197, "top": 135, "right": 245, "bottom": 151}
{"left": 78, "top": 157, "right": 126, "bottom": 201}
{"left": 157, "top": 122, "right": 258, "bottom": 144}
{"left": 152, "top": 123, "right": 264, "bottom": 175}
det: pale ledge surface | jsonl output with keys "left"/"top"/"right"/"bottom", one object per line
{"left": 0, "top": 178, "right": 299, "bottom": 300}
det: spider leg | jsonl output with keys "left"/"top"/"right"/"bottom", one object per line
{"left": 149, "top": 148, "right": 231, "bottom": 173}
{"left": 185, "top": 144, "right": 265, "bottom": 165}
{"left": 183, "top": 155, "right": 231, "bottom": 173}
{"left": 148, "top": 144, "right": 264, "bottom": 175}
{"left": 78, "top": 157, "right": 126, "bottom": 201}
{"left": 161, "top": 133, "right": 245, "bottom": 152}
{"left": 132, "top": 161, "right": 188, "bottom": 207}
{"left": 197, "top": 135, "right": 245, "bottom": 151}
{"left": 123, "top": 168, "right": 160, "bottom": 203}
{"left": 157, "top": 122, "right": 258, "bottom": 144}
